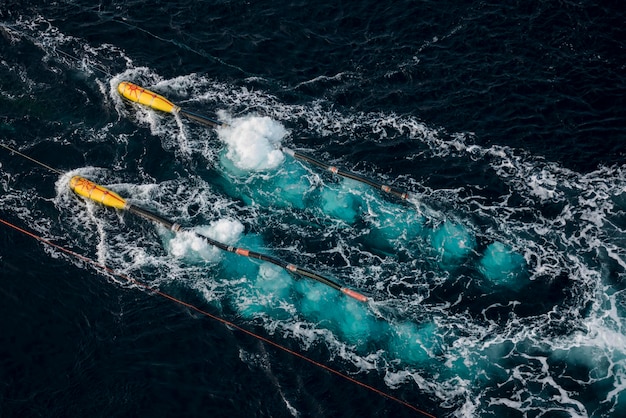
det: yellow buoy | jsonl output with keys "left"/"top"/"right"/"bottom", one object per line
{"left": 117, "top": 81, "right": 180, "bottom": 114}
{"left": 69, "top": 176, "right": 127, "bottom": 210}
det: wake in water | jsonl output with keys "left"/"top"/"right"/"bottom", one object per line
{"left": 112, "top": 70, "right": 625, "bottom": 417}
{"left": 2, "top": 16, "right": 626, "bottom": 417}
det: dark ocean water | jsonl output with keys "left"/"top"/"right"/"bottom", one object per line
{"left": 1, "top": 1, "right": 626, "bottom": 417}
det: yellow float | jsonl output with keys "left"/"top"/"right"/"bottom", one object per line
{"left": 117, "top": 81, "right": 180, "bottom": 114}
{"left": 69, "top": 176, "right": 127, "bottom": 210}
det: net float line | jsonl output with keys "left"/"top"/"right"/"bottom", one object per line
{"left": 117, "top": 81, "right": 412, "bottom": 200}
{"left": 68, "top": 175, "right": 367, "bottom": 302}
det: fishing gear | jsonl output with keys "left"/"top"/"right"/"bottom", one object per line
{"left": 118, "top": 81, "right": 222, "bottom": 128}
{"left": 0, "top": 143, "right": 366, "bottom": 302}
{"left": 117, "top": 81, "right": 412, "bottom": 200}
{"left": 69, "top": 175, "right": 367, "bottom": 302}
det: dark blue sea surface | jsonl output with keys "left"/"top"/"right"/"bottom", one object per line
{"left": 1, "top": 1, "right": 626, "bottom": 417}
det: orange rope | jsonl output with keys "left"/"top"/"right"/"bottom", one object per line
{"left": 0, "top": 217, "right": 436, "bottom": 418}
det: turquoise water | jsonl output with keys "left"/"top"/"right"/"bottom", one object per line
{"left": 1, "top": 1, "right": 625, "bottom": 417}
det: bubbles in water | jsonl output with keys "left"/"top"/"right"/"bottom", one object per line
{"left": 267, "top": 161, "right": 312, "bottom": 209}
{"left": 318, "top": 180, "right": 363, "bottom": 223}
{"left": 429, "top": 221, "right": 475, "bottom": 265}
{"left": 237, "top": 263, "right": 295, "bottom": 320}
{"left": 388, "top": 321, "right": 438, "bottom": 364}
{"left": 295, "top": 280, "right": 383, "bottom": 346}
{"left": 368, "top": 203, "right": 425, "bottom": 242}
{"left": 479, "top": 241, "right": 526, "bottom": 286}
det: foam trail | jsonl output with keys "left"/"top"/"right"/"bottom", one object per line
{"left": 211, "top": 113, "right": 486, "bottom": 276}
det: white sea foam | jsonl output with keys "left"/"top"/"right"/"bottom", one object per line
{"left": 169, "top": 219, "right": 244, "bottom": 261}
{"left": 217, "top": 115, "right": 286, "bottom": 171}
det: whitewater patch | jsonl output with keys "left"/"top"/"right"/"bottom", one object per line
{"left": 168, "top": 218, "right": 245, "bottom": 262}
{"left": 217, "top": 115, "right": 287, "bottom": 171}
